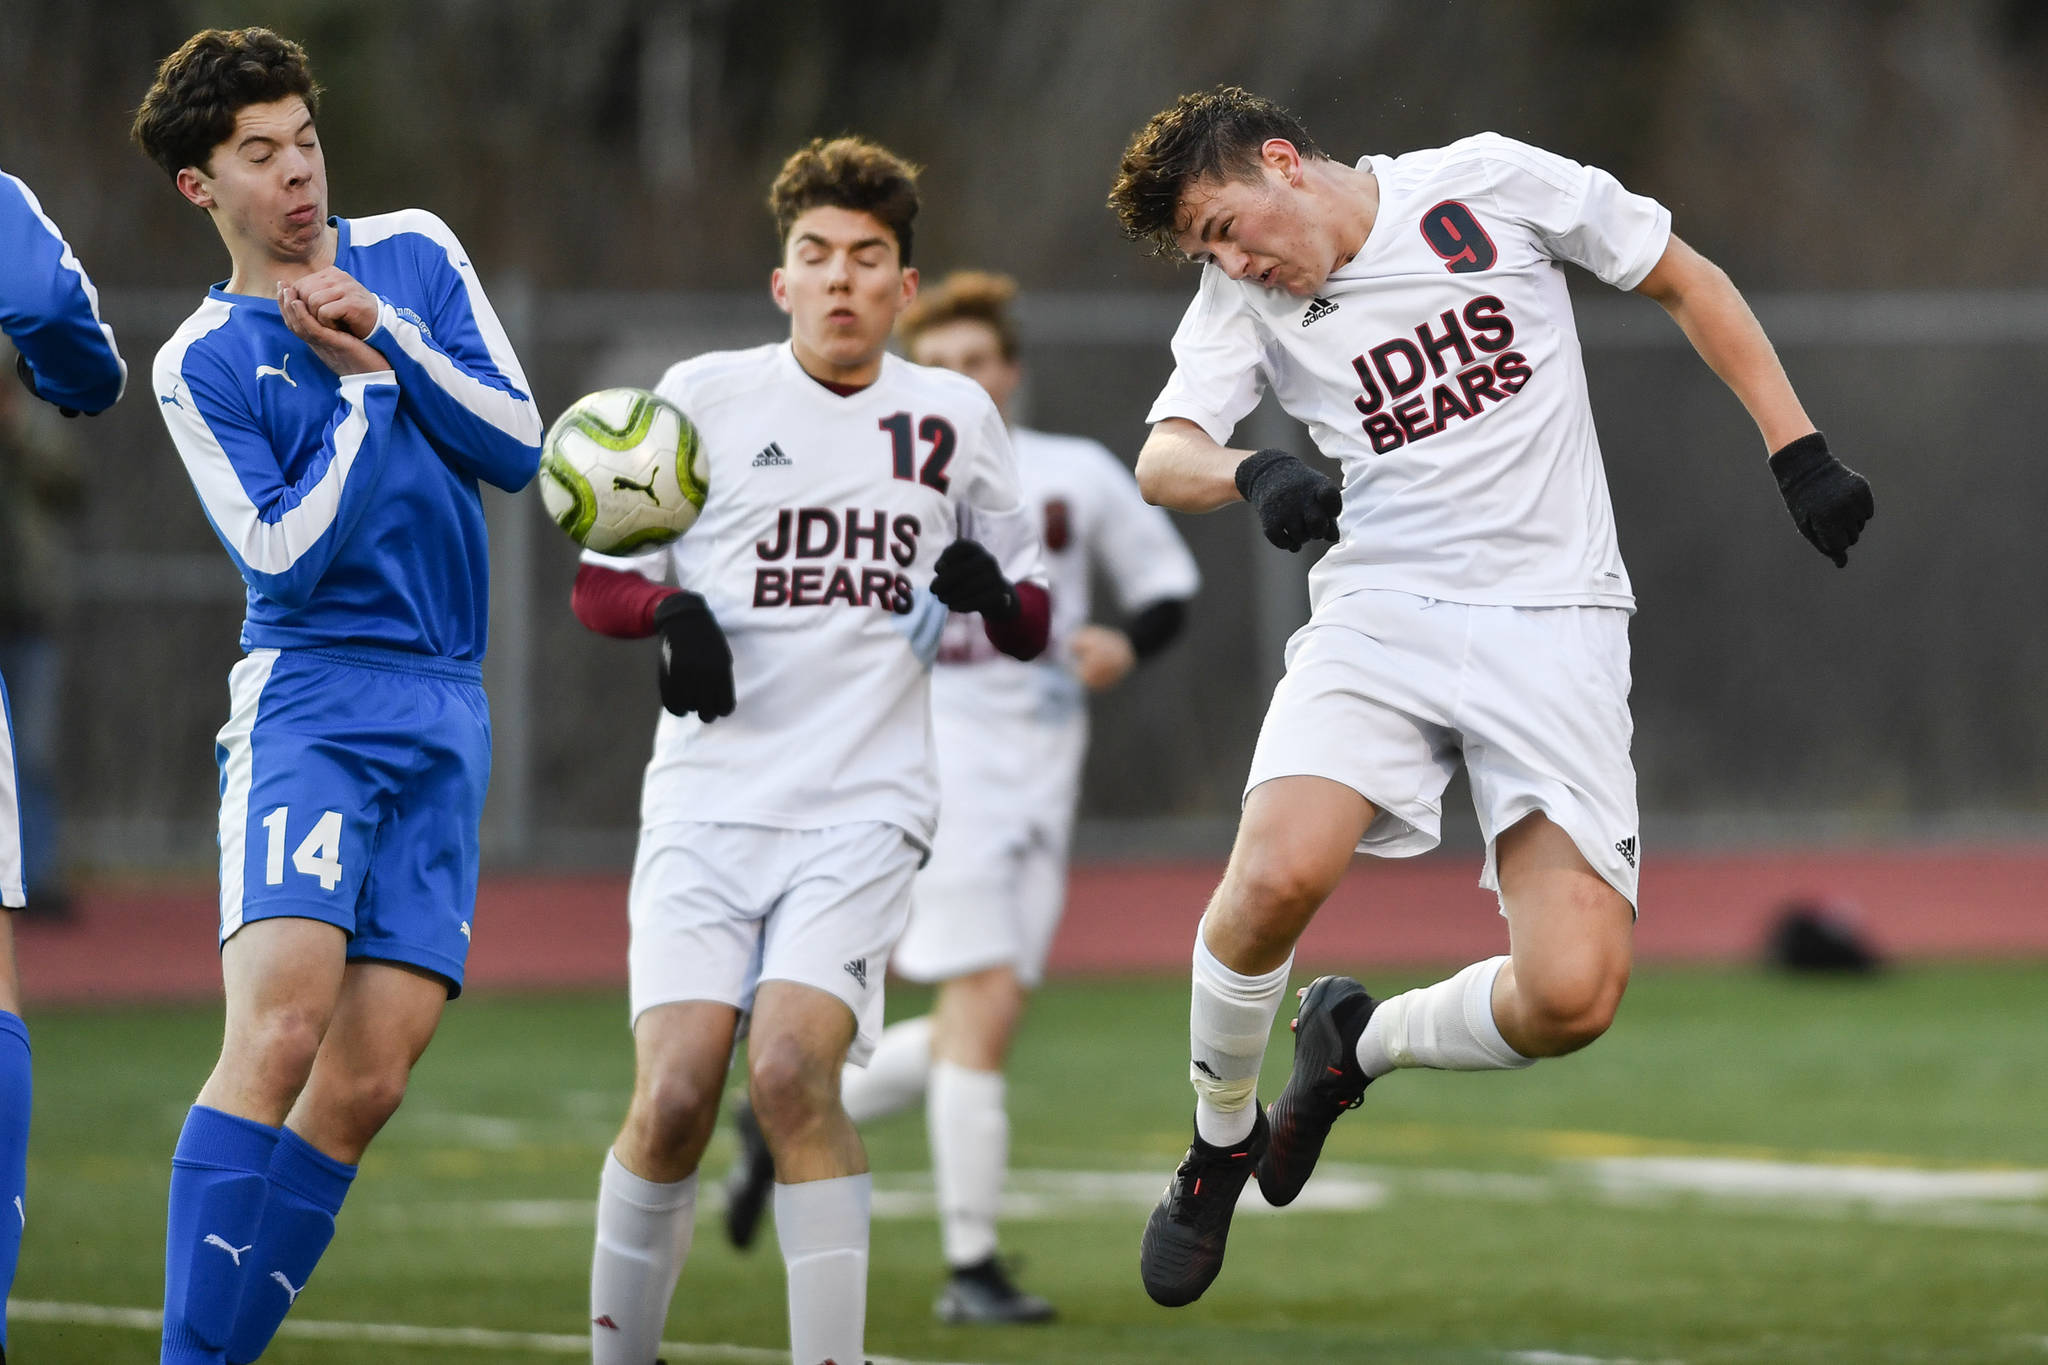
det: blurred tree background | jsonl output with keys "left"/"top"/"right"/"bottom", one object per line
{"left": 4, "top": 0, "right": 2047, "bottom": 868}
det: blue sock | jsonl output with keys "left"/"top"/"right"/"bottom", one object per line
{"left": 0, "top": 1011, "right": 29, "bottom": 1354}
{"left": 226, "top": 1127, "right": 356, "bottom": 1364}
{"left": 161, "top": 1106, "right": 278, "bottom": 1364}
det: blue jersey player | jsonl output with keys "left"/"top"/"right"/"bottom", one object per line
{"left": 0, "top": 165, "right": 125, "bottom": 1365}
{"left": 133, "top": 28, "right": 541, "bottom": 1365}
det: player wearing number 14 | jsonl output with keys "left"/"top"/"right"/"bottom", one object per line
{"left": 135, "top": 28, "right": 540, "bottom": 1365}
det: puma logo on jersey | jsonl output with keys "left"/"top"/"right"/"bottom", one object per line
{"left": 12, "top": 1194, "right": 22, "bottom": 1228}
{"left": 612, "top": 472, "right": 661, "bottom": 505}
{"left": 203, "top": 1234, "right": 253, "bottom": 1264}
{"left": 271, "top": 1270, "right": 305, "bottom": 1303}
{"left": 256, "top": 354, "right": 297, "bottom": 387}
{"left": 459, "top": 920, "right": 471, "bottom": 941}
{"left": 752, "top": 441, "right": 793, "bottom": 468}
{"left": 843, "top": 958, "right": 868, "bottom": 989}
{"left": 159, "top": 384, "right": 186, "bottom": 409}
{"left": 1301, "top": 295, "right": 1339, "bottom": 326}
{"left": 1614, "top": 835, "right": 1638, "bottom": 869}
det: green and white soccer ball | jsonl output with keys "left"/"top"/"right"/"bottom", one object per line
{"left": 538, "top": 387, "right": 707, "bottom": 554}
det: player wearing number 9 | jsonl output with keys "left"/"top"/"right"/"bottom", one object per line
{"left": 134, "top": 27, "right": 541, "bottom": 1365}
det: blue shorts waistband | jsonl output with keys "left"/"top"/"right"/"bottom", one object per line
{"left": 288, "top": 645, "right": 485, "bottom": 685}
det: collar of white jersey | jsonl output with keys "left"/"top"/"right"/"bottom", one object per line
{"left": 776, "top": 340, "right": 897, "bottom": 406}
{"left": 1323, "top": 154, "right": 1397, "bottom": 284}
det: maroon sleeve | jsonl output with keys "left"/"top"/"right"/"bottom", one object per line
{"left": 982, "top": 580, "right": 1050, "bottom": 661}
{"left": 572, "top": 562, "right": 677, "bottom": 639}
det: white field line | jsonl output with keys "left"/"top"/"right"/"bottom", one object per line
{"left": 7, "top": 1299, "right": 986, "bottom": 1365}
{"left": 377, "top": 1155, "right": 2048, "bottom": 1237}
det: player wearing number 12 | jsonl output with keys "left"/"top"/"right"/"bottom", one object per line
{"left": 135, "top": 28, "right": 541, "bottom": 1365}
{"left": 572, "top": 138, "right": 1047, "bottom": 1365}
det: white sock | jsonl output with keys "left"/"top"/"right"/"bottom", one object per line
{"left": 839, "top": 1015, "right": 933, "bottom": 1124}
{"left": 774, "top": 1174, "right": 869, "bottom": 1365}
{"left": 590, "top": 1150, "right": 696, "bottom": 1365}
{"left": 928, "top": 1061, "right": 1006, "bottom": 1268}
{"left": 1356, "top": 956, "right": 1533, "bottom": 1076}
{"left": 1189, "top": 925, "right": 1293, "bottom": 1147}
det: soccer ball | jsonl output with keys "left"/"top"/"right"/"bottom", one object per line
{"left": 538, "top": 387, "right": 707, "bottom": 554}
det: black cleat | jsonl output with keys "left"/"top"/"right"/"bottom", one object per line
{"left": 1257, "top": 974, "right": 1376, "bottom": 1207}
{"left": 720, "top": 1096, "right": 775, "bottom": 1250}
{"left": 934, "top": 1254, "right": 1057, "bottom": 1324}
{"left": 1138, "top": 1108, "right": 1268, "bottom": 1307}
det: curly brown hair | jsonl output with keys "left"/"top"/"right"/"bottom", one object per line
{"left": 132, "top": 28, "right": 321, "bottom": 180}
{"left": 768, "top": 136, "right": 922, "bottom": 264}
{"left": 1108, "top": 86, "right": 1324, "bottom": 257}
{"left": 897, "top": 270, "right": 1021, "bottom": 361}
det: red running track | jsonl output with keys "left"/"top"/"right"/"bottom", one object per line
{"left": 13, "top": 847, "right": 2048, "bottom": 1007}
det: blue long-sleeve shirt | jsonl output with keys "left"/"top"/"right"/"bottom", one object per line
{"left": 1, "top": 169, "right": 126, "bottom": 413}
{"left": 152, "top": 209, "right": 541, "bottom": 660}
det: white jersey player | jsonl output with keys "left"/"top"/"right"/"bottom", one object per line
{"left": 573, "top": 140, "right": 1048, "bottom": 1365}
{"left": 1105, "top": 88, "right": 1873, "bottom": 1307}
{"left": 761, "top": 271, "right": 1198, "bottom": 1324}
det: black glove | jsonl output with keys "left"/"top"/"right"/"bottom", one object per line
{"left": 654, "top": 591, "right": 734, "bottom": 721}
{"left": 13, "top": 351, "right": 79, "bottom": 418}
{"left": 930, "top": 538, "right": 1019, "bottom": 619}
{"left": 1770, "top": 432, "right": 1873, "bottom": 568}
{"left": 1234, "top": 448, "right": 1340, "bottom": 551}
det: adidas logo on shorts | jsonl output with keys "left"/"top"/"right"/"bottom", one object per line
{"left": 1301, "top": 295, "right": 1339, "bottom": 326}
{"left": 843, "top": 958, "right": 868, "bottom": 988}
{"left": 752, "top": 441, "right": 793, "bottom": 468}
{"left": 1614, "top": 835, "right": 1638, "bottom": 869}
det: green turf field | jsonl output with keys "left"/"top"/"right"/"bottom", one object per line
{"left": 11, "top": 963, "right": 2047, "bottom": 1363}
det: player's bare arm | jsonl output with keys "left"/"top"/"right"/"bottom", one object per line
{"left": 1637, "top": 233, "right": 1874, "bottom": 565}
{"left": 1634, "top": 234, "right": 1814, "bottom": 450}
{"left": 1138, "top": 417, "right": 1339, "bottom": 552}
{"left": 1069, "top": 623, "right": 1137, "bottom": 691}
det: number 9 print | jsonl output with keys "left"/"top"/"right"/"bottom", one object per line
{"left": 1421, "top": 200, "right": 1497, "bottom": 273}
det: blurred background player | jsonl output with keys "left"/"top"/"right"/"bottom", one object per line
{"left": 571, "top": 139, "right": 1048, "bottom": 1365}
{"left": 134, "top": 28, "right": 541, "bottom": 1364}
{"left": 0, "top": 164, "right": 124, "bottom": 1365}
{"left": 723, "top": 270, "right": 1200, "bottom": 1325}
{"left": 1105, "top": 87, "right": 1874, "bottom": 1306}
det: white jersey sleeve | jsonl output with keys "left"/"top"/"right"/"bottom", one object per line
{"left": 1460, "top": 133, "right": 1671, "bottom": 290}
{"left": 1146, "top": 275, "right": 1270, "bottom": 447}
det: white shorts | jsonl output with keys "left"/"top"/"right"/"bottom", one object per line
{"left": 1245, "top": 590, "right": 1640, "bottom": 908}
{"left": 891, "top": 703, "right": 1086, "bottom": 987}
{"left": 627, "top": 820, "right": 921, "bottom": 1065}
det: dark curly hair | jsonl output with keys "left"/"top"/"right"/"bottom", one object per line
{"left": 768, "top": 136, "right": 921, "bottom": 265}
{"left": 133, "top": 28, "right": 321, "bottom": 179}
{"left": 1108, "top": 86, "right": 1324, "bottom": 257}
{"left": 898, "top": 270, "right": 1020, "bottom": 361}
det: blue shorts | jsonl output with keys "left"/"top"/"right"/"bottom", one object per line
{"left": 214, "top": 646, "right": 491, "bottom": 995}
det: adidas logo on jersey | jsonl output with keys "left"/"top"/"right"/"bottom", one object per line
{"left": 843, "top": 958, "right": 868, "bottom": 989}
{"left": 752, "top": 441, "right": 793, "bottom": 468}
{"left": 1301, "top": 295, "right": 1339, "bottom": 326}
{"left": 1614, "top": 835, "right": 1638, "bottom": 869}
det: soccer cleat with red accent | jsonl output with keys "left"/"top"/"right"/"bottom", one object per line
{"left": 1257, "top": 974, "right": 1376, "bottom": 1206}
{"left": 1138, "top": 1108, "right": 1269, "bottom": 1306}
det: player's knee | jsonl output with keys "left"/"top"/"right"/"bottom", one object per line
{"left": 746, "top": 1038, "right": 837, "bottom": 1140}
{"left": 332, "top": 1066, "right": 412, "bottom": 1136}
{"left": 1517, "top": 958, "right": 1628, "bottom": 1056}
{"left": 1225, "top": 846, "right": 1336, "bottom": 938}
{"left": 232, "top": 1004, "right": 328, "bottom": 1090}
{"left": 630, "top": 1067, "right": 721, "bottom": 1153}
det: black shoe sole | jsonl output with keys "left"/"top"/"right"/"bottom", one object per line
{"left": 1258, "top": 974, "right": 1372, "bottom": 1207}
